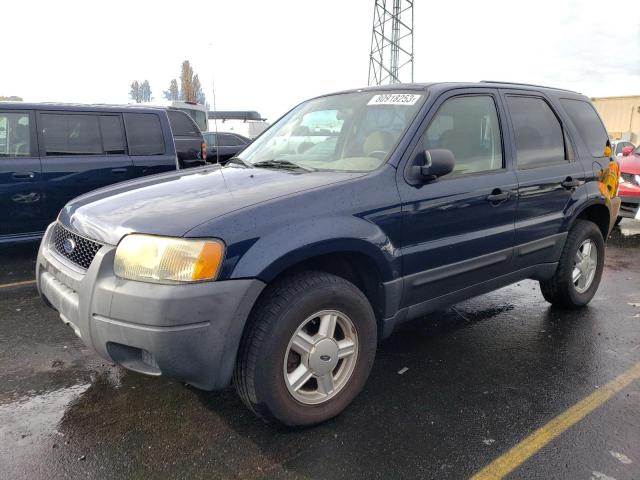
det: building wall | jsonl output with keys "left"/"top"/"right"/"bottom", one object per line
{"left": 591, "top": 96, "right": 640, "bottom": 145}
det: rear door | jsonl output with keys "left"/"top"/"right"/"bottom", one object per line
{"left": 500, "top": 90, "right": 586, "bottom": 269}
{"left": 38, "top": 111, "right": 134, "bottom": 225}
{"left": 125, "top": 112, "right": 178, "bottom": 175}
{"left": 0, "top": 109, "right": 44, "bottom": 238}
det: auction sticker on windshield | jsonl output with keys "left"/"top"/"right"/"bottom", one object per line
{"left": 368, "top": 93, "right": 421, "bottom": 106}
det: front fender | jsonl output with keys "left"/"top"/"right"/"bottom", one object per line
{"left": 230, "top": 215, "right": 399, "bottom": 283}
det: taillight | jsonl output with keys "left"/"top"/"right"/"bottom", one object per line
{"left": 201, "top": 142, "right": 207, "bottom": 161}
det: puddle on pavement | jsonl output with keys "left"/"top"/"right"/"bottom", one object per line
{"left": 0, "top": 383, "right": 91, "bottom": 472}
{"left": 0, "top": 367, "right": 125, "bottom": 474}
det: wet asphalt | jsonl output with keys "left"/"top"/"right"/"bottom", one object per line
{"left": 1, "top": 221, "right": 639, "bottom": 480}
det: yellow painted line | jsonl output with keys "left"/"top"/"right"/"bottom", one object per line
{"left": 471, "top": 361, "right": 640, "bottom": 480}
{"left": 0, "top": 279, "right": 36, "bottom": 289}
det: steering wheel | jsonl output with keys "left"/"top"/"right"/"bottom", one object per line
{"left": 366, "top": 150, "right": 387, "bottom": 160}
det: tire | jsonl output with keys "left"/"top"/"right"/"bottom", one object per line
{"left": 233, "top": 271, "right": 377, "bottom": 427}
{"left": 539, "top": 220, "right": 605, "bottom": 308}
{"left": 614, "top": 216, "right": 622, "bottom": 227}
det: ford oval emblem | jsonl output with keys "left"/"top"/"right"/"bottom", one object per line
{"left": 63, "top": 238, "right": 76, "bottom": 255}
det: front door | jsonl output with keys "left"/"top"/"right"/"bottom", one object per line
{"left": 0, "top": 109, "right": 44, "bottom": 240}
{"left": 397, "top": 90, "right": 518, "bottom": 308}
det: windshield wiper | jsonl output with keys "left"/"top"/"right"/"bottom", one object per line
{"left": 253, "top": 159, "right": 315, "bottom": 172}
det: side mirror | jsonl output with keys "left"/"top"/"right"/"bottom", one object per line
{"left": 622, "top": 146, "right": 633, "bottom": 157}
{"left": 413, "top": 149, "right": 455, "bottom": 181}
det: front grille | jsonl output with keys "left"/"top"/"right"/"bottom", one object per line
{"left": 621, "top": 172, "right": 639, "bottom": 186}
{"left": 52, "top": 223, "right": 103, "bottom": 270}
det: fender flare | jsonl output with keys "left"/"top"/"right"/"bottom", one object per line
{"left": 229, "top": 216, "right": 398, "bottom": 283}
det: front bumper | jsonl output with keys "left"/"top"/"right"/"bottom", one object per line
{"left": 36, "top": 224, "right": 265, "bottom": 390}
{"left": 618, "top": 195, "right": 640, "bottom": 219}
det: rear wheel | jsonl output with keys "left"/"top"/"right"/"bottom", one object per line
{"left": 234, "top": 271, "right": 377, "bottom": 427}
{"left": 540, "top": 220, "right": 605, "bottom": 308}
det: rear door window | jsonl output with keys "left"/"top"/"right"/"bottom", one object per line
{"left": 0, "top": 112, "right": 31, "bottom": 157}
{"left": 123, "top": 113, "right": 165, "bottom": 155}
{"left": 506, "top": 96, "right": 566, "bottom": 168}
{"left": 168, "top": 110, "right": 199, "bottom": 136}
{"left": 560, "top": 99, "right": 609, "bottom": 157}
{"left": 99, "top": 115, "right": 125, "bottom": 154}
{"left": 41, "top": 113, "right": 102, "bottom": 156}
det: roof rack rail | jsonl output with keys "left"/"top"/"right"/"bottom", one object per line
{"left": 479, "top": 80, "right": 580, "bottom": 94}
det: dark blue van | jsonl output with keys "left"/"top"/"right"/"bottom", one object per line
{"left": 0, "top": 103, "right": 204, "bottom": 244}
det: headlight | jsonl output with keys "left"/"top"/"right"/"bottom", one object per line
{"left": 114, "top": 234, "right": 224, "bottom": 284}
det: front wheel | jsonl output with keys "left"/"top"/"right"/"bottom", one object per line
{"left": 540, "top": 220, "right": 605, "bottom": 308}
{"left": 234, "top": 271, "right": 377, "bottom": 427}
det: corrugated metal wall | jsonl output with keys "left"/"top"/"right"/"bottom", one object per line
{"left": 591, "top": 96, "right": 640, "bottom": 144}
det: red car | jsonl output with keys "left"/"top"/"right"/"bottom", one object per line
{"left": 617, "top": 145, "right": 640, "bottom": 222}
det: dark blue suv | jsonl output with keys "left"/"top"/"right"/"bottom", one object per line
{"left": 36, "top": 82, "right": 620, "bottom": 426}
{"left": 0, "top": 103, "right": 205, "bottom": 244}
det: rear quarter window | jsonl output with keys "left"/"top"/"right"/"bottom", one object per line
{"left": 168, "top": 110, "right": 200, "bottom": 136}
{"left": 123, "top": 113, "right": 165, "bottom": 155}
{"left": 560, "top": 99, "right": 609, "bottom": 157}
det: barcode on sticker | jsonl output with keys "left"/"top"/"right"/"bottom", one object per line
{"left": 368, "top": 94, "right": 421, "bottom": 106}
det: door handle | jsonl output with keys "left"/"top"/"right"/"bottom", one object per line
{"left": 12, "top": 171, "right": 35, "bottom": 180}
{"left": 487, "top": 189, "right": 511, "bottom": 204}
{"left": 111, "top": 168, "right": 128, "bottom": 174}
{"left": 561, "top": 177, "right": 581, "bottom": 189}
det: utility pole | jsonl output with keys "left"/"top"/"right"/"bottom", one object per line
{"left": 368, "top": 0, "right": 414, "bottom": 86}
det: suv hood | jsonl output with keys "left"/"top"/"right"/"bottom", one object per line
{"left": 59, "top": 166, "right": 363, "bottom": 245}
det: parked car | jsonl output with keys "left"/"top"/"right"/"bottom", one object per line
{"left": 617, "top": 145, "right": 640, "bottom": 222}
{"left": 612, "top": 140, "right": 636, "bottom": 157}
{"left": 202, "top": 131, "right": 251, "bottom": 164}
{"left": 37, "top": 82, "right": 619, "bottom": 426}
{"left": 0, "top": 103, "right": 208, "bottom": 244}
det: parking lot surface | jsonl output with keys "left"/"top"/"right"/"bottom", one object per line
{"left": 1, "top": 221, "right": 639, "bottom": 479}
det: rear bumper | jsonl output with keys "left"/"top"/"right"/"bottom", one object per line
{"left": 36, "top": 223, "right": 265, "bottom": 390}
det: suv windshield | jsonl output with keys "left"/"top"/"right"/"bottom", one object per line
{"left": 235, "top": 91, "right": 425, "bottom": 172}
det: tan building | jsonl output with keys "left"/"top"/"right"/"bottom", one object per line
{"left": 591, "top": 95, "right": 640, "bottom": 145}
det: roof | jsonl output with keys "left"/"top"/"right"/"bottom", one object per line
{"left": 0, "top": 102, "right": 167, "bottom": 114}
{"left": 318, "top": 81, "right": 584, "bottom": 99}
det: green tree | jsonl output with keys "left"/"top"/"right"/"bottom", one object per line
{"left": 164, "top": 60, "right": 206, "bottom": 104}
{"left": 140, "top": 80, "right": 152, "bottom": 102}
{"left": 0, "top": 95, "right": 23, "bottom": 101}
{"left": 192, "top": 74, "right": 206, "bottom": 105}
{"left": 129, "top": 81, "right": 142, "bottom": 103}
{"left": 130, "top": 80, "right": 152, "bottom": 103}
{"left": 163, "top": 79, "right": 180, "bottom": 101}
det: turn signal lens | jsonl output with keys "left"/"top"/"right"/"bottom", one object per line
{"left": 114, "top": 235, "right": 224, "bottom": 284}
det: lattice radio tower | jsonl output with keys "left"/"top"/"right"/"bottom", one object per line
{"left": 368, "top": 0, "right": 414, "bottom": 86}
